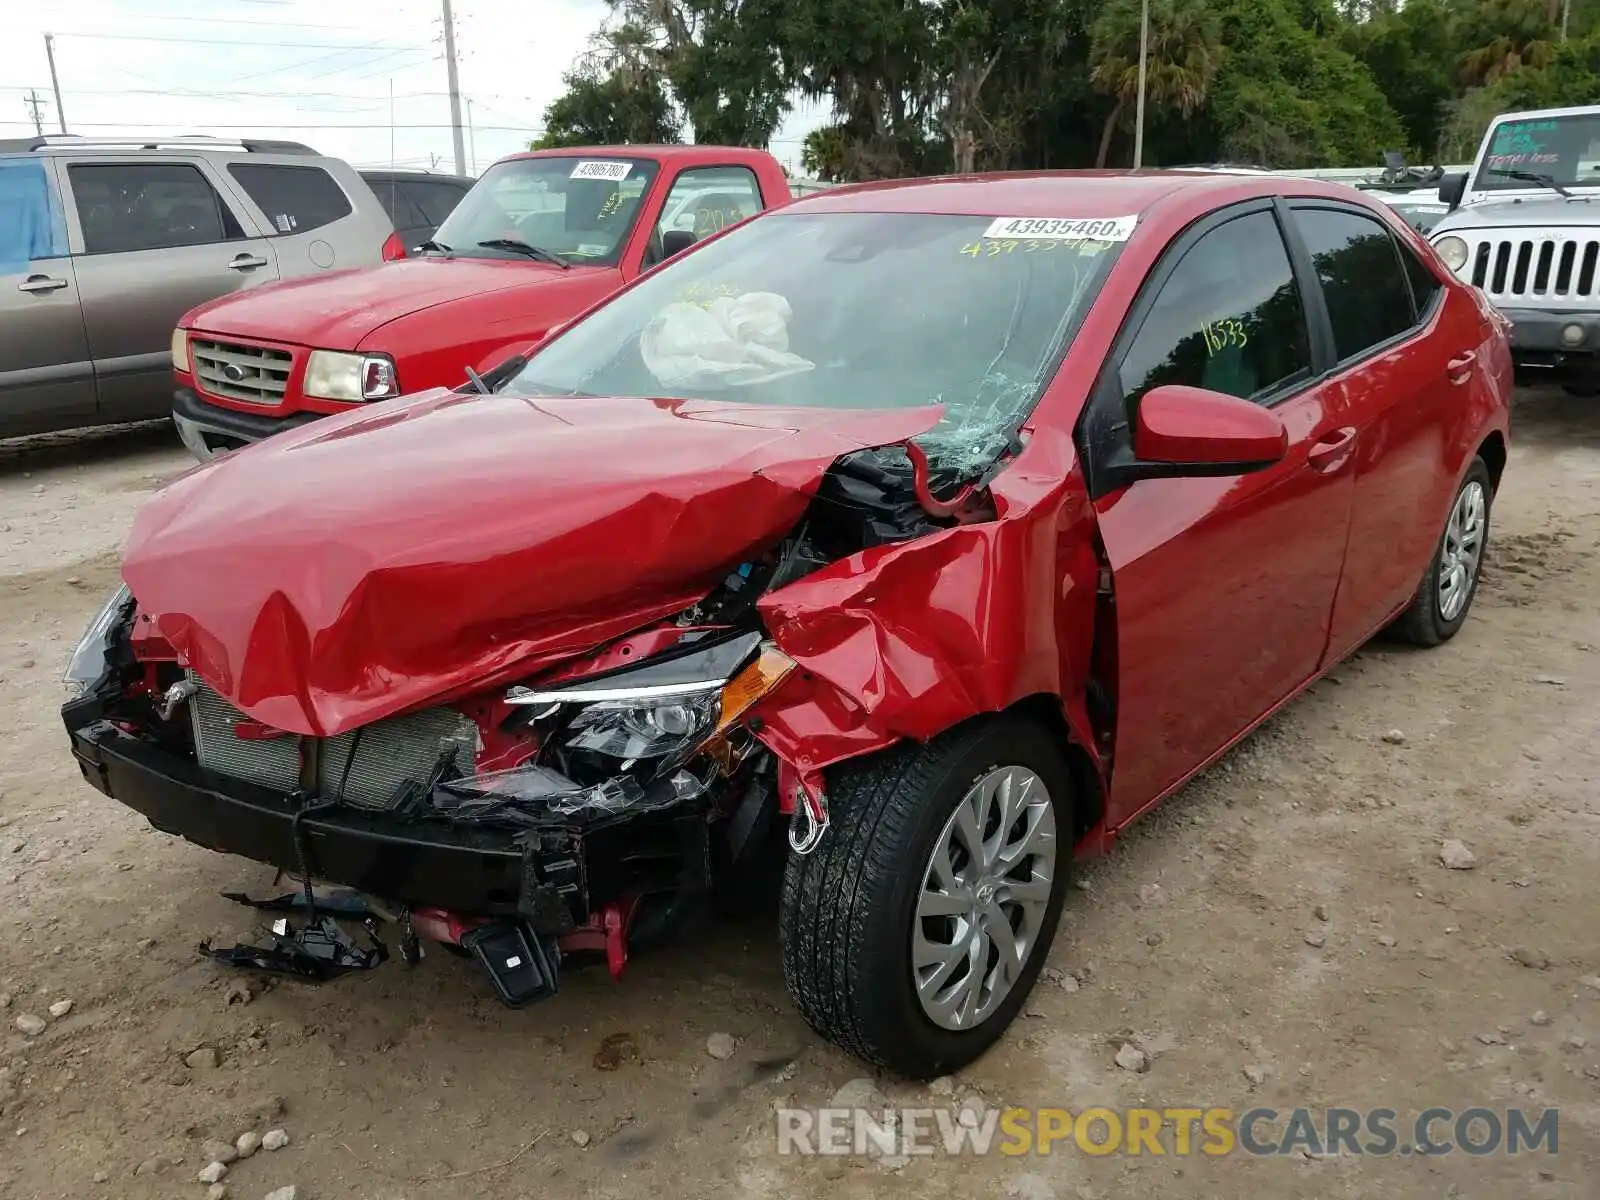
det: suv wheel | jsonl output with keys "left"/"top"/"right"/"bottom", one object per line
{"left": 778, "top": 716, "right": 1072, "bottom": 1078}
{"left": 1389, "top": 457, "right": 1493, "bottom": 646}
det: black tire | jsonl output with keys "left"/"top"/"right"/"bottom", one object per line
{"left": 778, "top": 715, "right": 1073, "bottom": 1078}
{"left": 1388, "top": 457, "right": 1493, "bottom": 647}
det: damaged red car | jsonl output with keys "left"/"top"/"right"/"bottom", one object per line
{"left": 62, "top": 172, "right": 1510, "bottom": 1078}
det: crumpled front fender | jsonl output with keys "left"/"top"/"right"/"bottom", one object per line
{"left": 749, "top": 428, "right": 1105, "bottom": 798}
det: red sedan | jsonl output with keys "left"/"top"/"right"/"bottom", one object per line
{"left": 63, "top": 171, "right": 1510, "bottom": 1079}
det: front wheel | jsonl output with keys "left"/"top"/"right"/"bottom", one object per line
{"left": 1389, "top": 457, "right": 1493, "bottom": 646}
{"left": 778, "top": 716, "right": 1072, "bottom": 1078}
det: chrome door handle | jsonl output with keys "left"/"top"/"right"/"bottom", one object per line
{"left": 228, "top": 253, "right": 269, "bottom": 271}
{"left": 18, "top": 274, "right": 68, "bottom": 293}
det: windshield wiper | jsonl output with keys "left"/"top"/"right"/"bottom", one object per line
{"left": 416, "top": 238, "right": 454, "bottom": 257}
{"left": 1487, "top": 168, "right": 1573, "bottom": 198}
{"left": 476, "top": 238, "right": 571, "bottom": 269}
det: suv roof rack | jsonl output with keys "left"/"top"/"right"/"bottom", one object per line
{"left": 0, "top": 134, "right": 318, "bottom": 155}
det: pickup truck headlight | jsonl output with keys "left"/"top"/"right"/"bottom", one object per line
{"left": 1434, "top": 235, "right": 1469, "bottom": 273}
{"left": 303, "top": 349, "right": 401, "bottom": 402}
{"left": 171, "top": 327, "right": 190, "bottom": 373}
{"left": 64, "top": 584, "right": 133, "bottom": 698}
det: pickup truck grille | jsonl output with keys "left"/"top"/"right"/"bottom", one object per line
{"left": 190, "top": 337, "right": 294, "bottom": 406}
{"left": 187, "top": 675, "right": 479, "bottom": 812}
{"left": 1464, "top": 233, "right": 1600, "bottom": 304}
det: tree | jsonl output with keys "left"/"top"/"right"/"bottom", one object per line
{"left": 598, "top": 0, "right": 794, "bottom": 146}
{"left": 1343, "top": 0, "right": 1457, "bottom": 159}
{"left": 532, "top": 60, "right": 682, "bottom": 149}
{"left": 1455, "top": 0, "right": 1559, "bottom": 86}
{"left": 1088, "top": 0, "right": 1224, "bottom": 167}
{"left": 801, "top": 124, "right": 852, "bottom": 180}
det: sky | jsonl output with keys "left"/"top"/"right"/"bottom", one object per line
{"left": 2, "top": 0, "right": 832, "bottom": 175}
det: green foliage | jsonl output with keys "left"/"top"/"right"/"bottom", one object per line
{"left": 531, "top": 0, "right": 1600, "bottom": 178}
{"left": 532, "top": 65, "right": 681, "bottom": 150}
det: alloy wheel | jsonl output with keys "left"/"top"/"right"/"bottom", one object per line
{"left": 1438, "top": 480, "right": 1487, "bottom": 623}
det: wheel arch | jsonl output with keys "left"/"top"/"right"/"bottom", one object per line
{"left": 1476, "top": 429, "right": 1507, "bottom": 495}
{"left": 994, "top": 694, "right": 1106, "bottom": 845}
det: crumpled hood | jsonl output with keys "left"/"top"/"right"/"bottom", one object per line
{"left": 122, "top": 390, "right": 941, "bottom": 737}
{"left": 183, "top": 257, "right": 572, "bottom": 347}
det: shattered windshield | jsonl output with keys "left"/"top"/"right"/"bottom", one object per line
{"left": 1476, "top": 113, "right": 1600, "bottom": 191}
{"left": 429, "top": 155, "right": 659, "bottom": 264}
{"left": 501, "top": 211, "right": 1120, "bottom": 475}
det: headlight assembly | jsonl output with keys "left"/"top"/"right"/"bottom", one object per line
{"left": 303, "top": 349, "right": 401, "bottom": 402}
{"left": 436, "top": 635, "right": 797, "bottom": 826}
{"left": 1434, "top": 235, "right": 1469, "bottom": 273}
{"left": 63, "top": 584, "right": 133, "bottom": 698}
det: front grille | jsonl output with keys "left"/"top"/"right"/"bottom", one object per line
{"left": 1463, "top": 233, "right": 1600, "bottom": 304}
{"left": 190, "top": 337, "right": 294, "bottom": 405}
{"left": 188, "top": 675, "right": 478, "bottom": 811}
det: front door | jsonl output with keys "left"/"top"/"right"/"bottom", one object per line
{"left": 0, "top": 157, "right": 94, "bottom": 437}
{"left": 60, "top": 157, "right": 280, "bottom": 421}
{"left": 1086, "top": 205, "right": 1358, "bottom": 825}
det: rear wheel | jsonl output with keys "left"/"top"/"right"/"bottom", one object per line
{"left": 778, "top": 716, "right": 1072, "bottom": 1078}
{"left": 1389, "top": 457, "right": 1492, "bottom": 647}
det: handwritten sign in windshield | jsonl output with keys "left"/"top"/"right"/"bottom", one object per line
{"left": 1487, "top": 119, "right": 1563, "bottom": 169}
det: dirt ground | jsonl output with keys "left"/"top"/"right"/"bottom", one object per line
{"left": 1, "top": 393, "right": 1597, "bottom": 1200}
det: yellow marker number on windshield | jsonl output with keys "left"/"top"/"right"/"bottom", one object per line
{"left": 1202, "top": 319, "right": 1249, "bottom": 356}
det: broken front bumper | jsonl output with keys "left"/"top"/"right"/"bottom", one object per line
{"left": 65, "top": 716, "right": 706, "bottom": 933}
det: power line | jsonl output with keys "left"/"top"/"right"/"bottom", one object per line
{"left": 30, "top": 9, "right": 388, "bottom": 31}
{"left": 0, "top": 119, "right": 540, "bottom": 131}
{"left": 53, "top": 31, "right": 431, "bottom": 51}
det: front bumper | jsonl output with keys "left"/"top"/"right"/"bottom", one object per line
{"left": 1500, "top": 308, "right": 1600, "bottom": 377}
{"left": 65, "top": 716, "right": 708, "bottom": 932}
{"left": 172, "top": 385, "right": 322, "bottom": 460}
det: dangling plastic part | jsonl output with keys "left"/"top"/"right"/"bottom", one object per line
{"left": 788, "top": 785, "right": 829, "bottom": 856}
{"left": 904, "top": 440, "right": 978, "bottom": 520}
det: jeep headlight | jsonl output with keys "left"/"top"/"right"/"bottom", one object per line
{"left": 1434, "top": 235, "right": 1469, "bottom": 273}
{"left": 63, "top": 584, "right": 133, "bottom": 698}
{"left": 303, "top": 349, "right": 400, "bottom": 402}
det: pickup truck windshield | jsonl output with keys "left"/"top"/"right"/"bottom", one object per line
{"left": 503, "top": 211, "right": 1120, "bottom": 476}
{"left": 430, "top": 155, "right": 660, "bottom": 265}
{"left": 1477, "top": 113, "right": 1600, "bottom": 192}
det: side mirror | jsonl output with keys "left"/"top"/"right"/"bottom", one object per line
{"left": 1438, "top": 172, "right": 1467, "bottom": 211}
{"left": 662, "top": 229, "right": 697, "bottom": 259}
{"left": 1131, "top": 385, "right": 1288, "bottom": 476}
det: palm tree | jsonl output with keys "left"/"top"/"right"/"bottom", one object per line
{"left": 1457, "top": 0, "right": 1559, "bottom": 86}
{"left": 1089, "top": 0, "right": 1224, "bottom": 168}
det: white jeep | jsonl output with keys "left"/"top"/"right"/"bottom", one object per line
{"left": 1431, "top": 104, "right": 1600, "bottom": 395}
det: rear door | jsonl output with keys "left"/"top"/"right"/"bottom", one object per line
{"left": 225, "top": 159, "right": 372, "bottom": 275}
{"left": 61, "top": 156, "right": 281, "bottom": 421}
{"left": 0, "top": 155, "right": 94, "bottom": 437}
{"left": 1289, "top": 202, "right": 1483, "bottom": 658}
{"left": 1081, "top": 202, "right": 1358, "bottom": 825}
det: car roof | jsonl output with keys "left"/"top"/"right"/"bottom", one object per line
{"left": 784, "top": 170, "right": 1385, "bottom": 220}
{"left": 507, "top": 144, "right": 772, "bottom": 167}
{"left": 359, "top": 169, "right": 474, "bottom": 185}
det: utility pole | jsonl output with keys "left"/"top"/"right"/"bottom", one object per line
{"left": 1132, "top": 0, "right": 1149, "bottom": 169}
{"left": 440, "top": 0, "right": 467, "bottom": 176}
{"left": 44, "top": 33, "right": 67, "bottom": 133}
{"left": 24, "top": 90, "right": 46, "bottom": 137}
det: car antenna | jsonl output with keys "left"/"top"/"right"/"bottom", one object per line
{"left": 464, "top": 365, "right": 490, "bottom": 394}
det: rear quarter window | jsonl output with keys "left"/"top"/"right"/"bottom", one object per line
{"left": 228, "top": 163, "right": 354, "bottom": 235}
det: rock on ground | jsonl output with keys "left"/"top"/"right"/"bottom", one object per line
{"left": 1114, "top": 1043, "right": 1148, "bottom": 1073}
{"left": 705, "top": 1032, "right": 736, "bottom": 1060}
{"left": 261, "top": 1129, "right": 289, "bottom": 1151}
{"left": 1440, "top": 839, "right": 1478, "bottom": 870}
{"left": 197, "top": 1161, "right": 228, "bottom": 1184}
{"left": 235, "top": 1131, "right": 262, "bottom": 1158}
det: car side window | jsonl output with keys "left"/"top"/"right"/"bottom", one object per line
{"left": 228, "top": 163, "right": 353, "bottom": 235}
{"left": 654, "top": 167, "right": 763, "bottom": 247}
{"left": 1399, "top": 239, "right": 1443, "bottom": 317}
{"left": 412, "top": 181, "right": 467, "bottom": 227}
{"left": 0, "top": 157, "right": 69, "bottom": 269}
{"left": 67, "top": 162, "right": 245, "bottom": 255}
{"left": 1119, "top": 210, "right": 1312, "bottom": 409}
{"left": 1292, "top": 207, "right": 1416, "bottom": 361}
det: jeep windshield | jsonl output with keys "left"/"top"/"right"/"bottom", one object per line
{"left": 428, "top": 155, "right": 660, "bottom": 265}
{"left": 1477, "top": 112, "right": 1600, "bottom": 192}
{"left": 500, "top": 211, "right": 1120, "bottom": 476}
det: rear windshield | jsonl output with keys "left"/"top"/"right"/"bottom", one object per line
{"left": 502, "top": 211, "right": 1121, "bottom": 476}
{"left": 430, "top": 155, "right": 659, "bottom": 265}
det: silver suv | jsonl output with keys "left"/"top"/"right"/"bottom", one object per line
{"left": 0, "top": 135, "right": 397, "bottom": 440}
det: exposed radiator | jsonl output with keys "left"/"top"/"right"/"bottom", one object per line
{"left": 187, "top": 675, "right": 478, "bottom": 811}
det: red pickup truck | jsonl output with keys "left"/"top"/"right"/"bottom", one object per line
{"left": 170, "top": 144, "right": 793, "bottom": 458}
